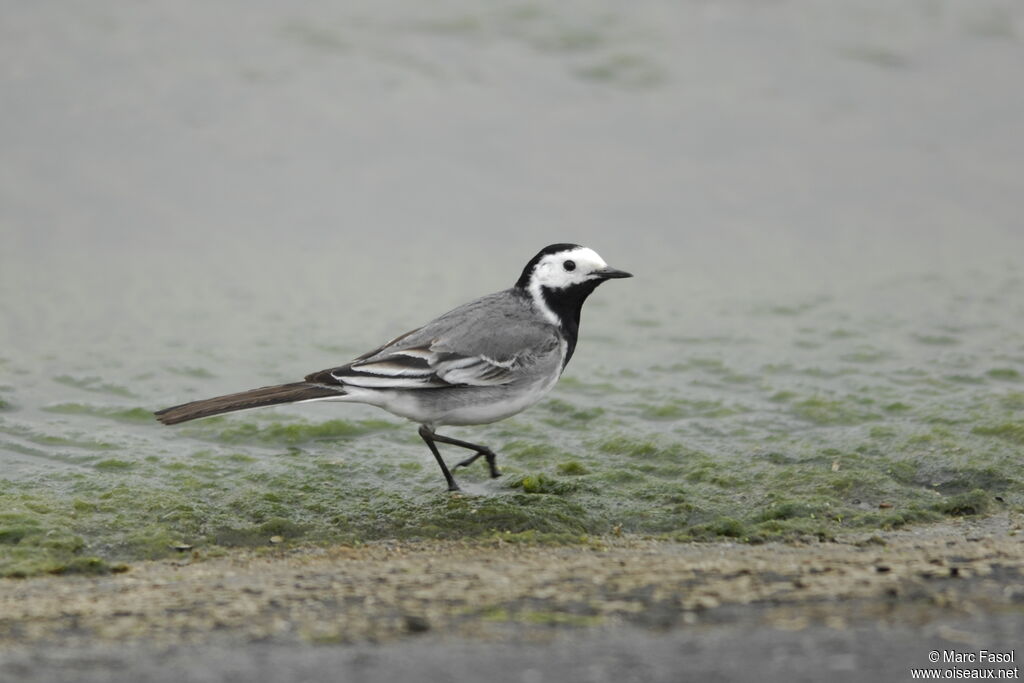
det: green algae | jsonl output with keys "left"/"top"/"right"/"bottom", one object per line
{"left": 0, "top": 422, "right": 120, "bottom": 451}
{"left": 501, "top": 440, "right": 563, "bottom": 466}
{"left": 554, "top": 376, "right": 617, "bottom": 395}
{"left": 509, "top": 473, "right": 583, "bottom": 495}
{"left": 43, "top": 403, "right": 156, "bottom": 423}
{"left": 53, "top": 375, "right": 137, "bottom": 398}
{"left": 0, "top": 451, "right": 602, "bottom": 577}
{"left": 840, "top": 346, "right": 891, "bottom": 363}
{"left": 986, "top": 368, "right": 1021, "bottom": 382}
{"left": 6, "top": 295, "right": 1024, "bottom": 578}
{"left": 556, "top": 460, "right": 588, "bottom": 476}
{"left": 3, "top": 406, "right": 1023, "bottom": 577}
{"left": 657, "top": 358, "right": 757, "bottom": 385}
{"left": 790, "top": 397, "right": 879, "bottom": 425}
{"left": 575, "top": 53, "right": 666, "bottom": 89}
{"left": 540, "top": 399, "right": 605, "bottom": 428}
{"left": 913, "top": 334, "right": 960, "bottom": 346}
{"left": 998, "top": 393, "right": 1024, "bottom": 411}
{"left": 180, "top": 417, "right": 398, "bottom": 446}
{"left": 93, "top": 458, "right": 135, "bottom": 471}
{"left": 936, "top": 489, "right": 995, "bottom": 517}
{"left": 639, "top": 399, "right": 741, "bottom": 421}
{"left": 0, "top": 496, "right": 93, "bottom": 577}
{"left": 595, "top": 434, "right": 688, "bottom": 461}
{"left": 972, "top": 422, "right": 1024, "bottom": 445}
{"left": 165, "top": 366, "right": 217, "bottom": 379}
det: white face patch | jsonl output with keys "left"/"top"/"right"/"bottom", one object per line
{"left": 530, "top": 247, "right": 609, "bottom": 290}
{"left": 526, "top": 247, "right": 610, "bottom": 325}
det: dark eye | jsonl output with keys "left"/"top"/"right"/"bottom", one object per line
{"left": 563, "top": 260, "right": 576, "bottom": 272}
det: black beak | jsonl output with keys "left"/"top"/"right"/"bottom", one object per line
{"left": 595, "top": 266, "right": 633, "bottom": 280}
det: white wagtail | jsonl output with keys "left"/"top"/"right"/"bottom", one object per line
{"left": 155, "top": 243, "right": 632, "bottom": 491}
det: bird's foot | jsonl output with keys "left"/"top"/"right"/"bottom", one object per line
{"left": 452, "top": 452, "right": 483, "bottom": 469}
{"left": 453, "top": 450, "right": 501, "bottom": 479}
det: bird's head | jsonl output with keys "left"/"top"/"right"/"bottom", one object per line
{"left": 515, "top": 244, "right": 632, "bottom": 330}
{"left": 515, "top": 243, "right": 632, "bottom": 292}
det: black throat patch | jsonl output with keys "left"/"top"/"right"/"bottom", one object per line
{"left": 539, "top": 280, "right": 603, "bottom": 368}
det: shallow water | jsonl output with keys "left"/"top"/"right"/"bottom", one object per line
{"left": 2, "top": 0, "right": 1023, "bottom": 575}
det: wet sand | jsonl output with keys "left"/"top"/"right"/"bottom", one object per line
{"left": 2, "top": 514, "right": 1021, "bottom": 682}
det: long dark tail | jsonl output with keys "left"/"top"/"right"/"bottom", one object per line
{"left": 154, "top": 382, "right": 345, "bottom": 425}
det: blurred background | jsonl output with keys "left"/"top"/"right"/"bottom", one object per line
{"left": 4, "top": 0, "right": 1021, "bottom": 301}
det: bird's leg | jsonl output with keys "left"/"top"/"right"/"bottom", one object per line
{"left": 428, "top": 431, "right": 502, "bottom": 479}
{"left": 418, "top": 425, "right": 461, "bottom": 492}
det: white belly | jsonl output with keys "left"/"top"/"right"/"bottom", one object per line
{"left": 318, "top": 373, "right": 560, "bottom": 428}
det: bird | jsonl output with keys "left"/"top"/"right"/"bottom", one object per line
{"left": 155, "top": 243, "right": 632, "bottom": 491}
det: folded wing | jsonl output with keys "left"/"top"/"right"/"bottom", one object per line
{"left": 307, "top": 346, "right": 525, "bottom": 389}
{"left": 305, "top": 292, "right": 562, "bottom": 391}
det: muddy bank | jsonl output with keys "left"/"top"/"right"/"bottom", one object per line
{"left": 2, "top": 516, "right": 1023, "bottom": 681}
{"left": 2, "top": 515, "right": 1021, "bottom": 651}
